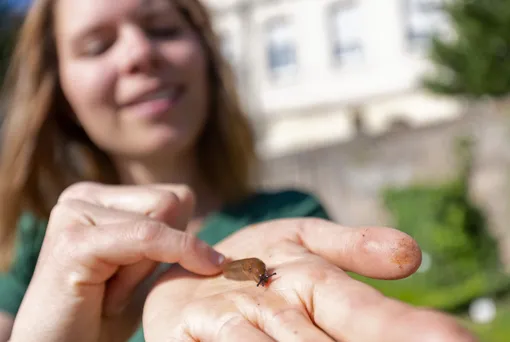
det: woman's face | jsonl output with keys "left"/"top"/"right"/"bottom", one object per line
{"left": 54, "top": 0, "right": 209, "bottom": 159}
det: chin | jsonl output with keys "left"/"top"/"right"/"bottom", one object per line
{"left": 124, "top": 132, "right": 193, "bottom": 159}
{"left": 100, "top": 123, "right": 202, "bottom": 160}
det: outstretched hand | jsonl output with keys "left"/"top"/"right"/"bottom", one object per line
{"left": 144, "top": 218, "right": 477, "bottom": 342}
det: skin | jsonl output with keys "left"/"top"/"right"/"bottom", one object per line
{"left": 3, "top": 0, "right": 221, "bottom": 340}
{"left": 1, "top": 0, "right": 480, "bottom": 341}
{"left": 8, "top": 183, "right": 479, "bottom": 342}
{"left": 8, "top": 183, "right": 226, "bottom": 342}
{"left": 55, "top": 0, "right": 210, "bottom": 188}
{"left": 0, "top": 316, "right": 12, "bottom": 342}
{"left": 146, "top": 218, "right": 479, "bottom": 342}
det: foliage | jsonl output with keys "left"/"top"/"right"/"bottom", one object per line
{"left": 352, "top": 136, "right": 510, "bottom": 340}
{"left": 458, "top": 295, "right": 510, "bottom": 342}
{"left": 422, "top": 0, "right": 510, "bottom": 99}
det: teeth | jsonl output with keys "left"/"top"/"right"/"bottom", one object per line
{"left": 144, "top": 89, "right": 176, "bottom": 101}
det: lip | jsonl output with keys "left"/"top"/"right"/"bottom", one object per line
{"left": 121, "top": 86, "right": 185, "bottom": 119}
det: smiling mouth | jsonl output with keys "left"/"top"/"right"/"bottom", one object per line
{"left": 129, "top": 85, "right": 184, "bottom": 105}
{"left": 123, "top": 86, "right": 185, "bottom": 118}
{"left": 138, "top": 86, "right": 183, "bottom": 103}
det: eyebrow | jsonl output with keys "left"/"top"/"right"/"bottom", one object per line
{"left": 69, "top": 1, "right": 178, "bottom": 49}
{"left": 135, "top": 0, "right": 174, "bottom": 21}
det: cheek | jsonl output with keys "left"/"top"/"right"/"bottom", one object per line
{"left": 159, "top": 38, "right": 210, "bottom": 137}
{"left": 162, "top": 38, "right": 208, "bottom": 92}
{"left": 188, "top": 47, "right": 208, "bottom": 93}
{"left": 59, "top": 60, "right": 117, "bottom": 121}
{"left": 184, "top": 44, "right": 209, "bottom": 123}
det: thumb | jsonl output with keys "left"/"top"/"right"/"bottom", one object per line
{"left": 91, "top": 221, "right": 224, "bottom": 316}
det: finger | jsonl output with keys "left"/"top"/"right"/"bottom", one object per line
{"left": 261, "top": 308, "right": 334, "bottom": 342}
{"left": 246, "top": 218, "right": 422, "bottom": 280}
{"left": 145, "top": 290, "right": 276, "bottom": 342}
{"left": 216, "top": 317, "right": 276, "bottom": 342}
{"left": 286, "top": 262, "right": 477, "bottom": 342}
{"left": 224, "top": 282, "right": 335, "bottom": 342}
{"left": 304, "top": 223, "right": 422, "bottom": 279}
{"left": 59, "top": 182, "right": 195, "bottom": 230}
{"left": 48, "top": 200, "right": 224, "bottom": 277}
{"left": 50, "top": 196, "right": 188, "bottom": 233}
{"left": 57, "top": 220, "right": 224, "bottom": 285}
{"left": 47, "top": 199, "right": 222, "bottom": 317}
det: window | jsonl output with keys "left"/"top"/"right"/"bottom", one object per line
{"left": 329, "top": 1, "right": 364, "bottom": 65}
{"left": 265, "top": 17, "right": 297, "bottom": 78}
{"left": 405, "top": 0, "right": 447, "bottom": 50}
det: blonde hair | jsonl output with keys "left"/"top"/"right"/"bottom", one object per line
{"left": 0, "top": 0, "right": 257, "bottom": 270}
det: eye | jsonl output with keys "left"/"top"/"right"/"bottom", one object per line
{"left": 82, "top": 38, "right": 114, "bottom": 56}
{"left": 146, "top": 27, "right": 183, "bottom": 39}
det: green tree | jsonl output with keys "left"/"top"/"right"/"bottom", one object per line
{"left": 422, "top": 0, "right": 510, "bottom": 99}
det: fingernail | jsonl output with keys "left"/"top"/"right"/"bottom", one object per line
{"left": 197, "top": 240, "right": 226, "bottom": 266}
{"left": 209, "top": 249, "right": 225, "bottom": 266}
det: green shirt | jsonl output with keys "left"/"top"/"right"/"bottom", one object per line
{"left": 0, "top": 189, "right": 330, "bottom": 341}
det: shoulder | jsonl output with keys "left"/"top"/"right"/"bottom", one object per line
{"left": 17, "top": 211, "right": 48, "bottom": 235}
{"left": 254, "top": 188, "right": 322, "bottom": 207}
{"left": 2, "top": 211, "right": 47, "bottom": 282}
{"left": 10, "top": 211, "right": 47, "bottom": 276}
{"left": 198, "top": 188, "right": 332, "bottom": 245}
{"left": 15, "top": 212, "right": 47, "bottom": 251}
{"left": 0, "top": 212, "right": 47, "bottom": 316}
{"left": 264, "top": 188, "right": 330, "bottom": 219}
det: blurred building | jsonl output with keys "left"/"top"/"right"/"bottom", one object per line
{"left": 204, "top": 0, "right": 463, "bottom": 157}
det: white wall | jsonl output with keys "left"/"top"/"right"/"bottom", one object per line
{"left": 205, "top": 0, "right": 462, "bottom": 157}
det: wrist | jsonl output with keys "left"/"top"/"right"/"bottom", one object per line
{"left": 10, "top": 264, "right": 102, "bottom": 342}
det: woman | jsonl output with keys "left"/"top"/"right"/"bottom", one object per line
{"left": 0, "top": 0, "right": 477, "bottom": 341}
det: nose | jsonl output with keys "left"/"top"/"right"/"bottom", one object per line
{"left": 118, "top": 27, "right": 160, "bottom": 74}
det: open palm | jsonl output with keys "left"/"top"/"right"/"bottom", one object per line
{"left": 144, "top": 218, "right": 477, "bottom": 342}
